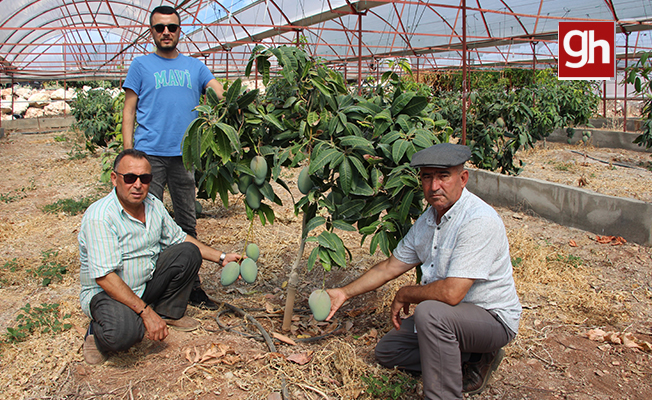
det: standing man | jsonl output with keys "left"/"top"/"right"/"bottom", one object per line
{"left": 122, "top": 5, "right": 225, "bottom": 309}
{"left": 326, "top": 143, "right": 521, "bottom": 399}
{"left": 79, "top": 149, "right": 240, "bottom": 365}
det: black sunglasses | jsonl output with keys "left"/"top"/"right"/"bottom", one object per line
{"left": 152, "top": 24, "right": 179, "bottom": 33}
{"left": 115, "top": 172, "right": 153, "bottom": 184}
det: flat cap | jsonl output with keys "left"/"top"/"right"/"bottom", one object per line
{"left": 410, "top": 143, "right": 471, "bottom": 168}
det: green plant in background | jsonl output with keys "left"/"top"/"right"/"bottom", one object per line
{"left": 0, "top": 258, "right": 19, "bottom": 288}
{"left": 625, "top": 51, "right": 652, "bottom": 149}
{"left": 0, "top": 180, "right": 36, "bottom": 204}
{"left": 99, "top": 91, "right": 125, "bottom": 182}
{"left": 70, "top": 87, "right": 119, "bottom": 153}
{"left": 5, "top": 303, "right": 72, "bottom": 343}
{"left": 547, "top": 253, "right": 584, "bottom": 268}
{"left": 27, "top": 249, "right": 67, "bottom": 286}
{"left": 42, "top": 196, "right": 97, "bottom": 215}
{"left": 361, "top": 373, "right": 418, "bottom": 399}
{"left": 431, "top": 68, "right": 600, "bottom": 174}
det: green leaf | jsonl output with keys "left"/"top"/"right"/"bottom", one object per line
{"left": 318, "top": 247, "right": 332, "bottom": 271}
{"left": 264, "top": 113, "right": 285, "bottom": 131}
{"left": 337, "top": 199, "right": 365, "bottom": 219}
{"left": 332, "top": 219, "right": 356, "bottom": 232}
{"left": 258, "top": 180, "right": 276, "bottom": 201}
{"left": 195, "top": 104, "right": 212, "bottom": 114}
{"left": 401, "top": 96, "right": 429, "bottom": 116}
{"left": 215, "top": 122, "right": 241, "bottom": 155}
{"left": 307, "top": 111, "right": 320, "bottom": 127}
{"left": 398, "top": 190, "right": 415, "bottom": 223}
{"left": 392, "top": 139, "right": 410, "bottom": 164}
{"left": 338, "top": 157, "right": 353, "bottom": 195}
{"left": 206, "top": 87, "right": 220, "bottom": 107}
{"left": 311, "top": 78, "right": 332, "bottom": 97}
{"left": 364, "top": 197, "right": 393, "bottom": 216}
{"left": 350, "top": 176, "right": 374, "bottom": 196}
{"left": 307, "top": 246, "right": 319, "bottom": 271}
{"left": 391, "top": 92, "right": 415, "bottom": 116}
{"left": 348, "top": 156, "right": 369, "bottom": 180}
{"left": 317, "top": 231, "right": 339, "bottom": 251}
{"left": 283, "top": 96, "right": 297, "bottom": 109}
{"left": 339, "top": 136, "right": 374, "bottom": 151}
{"left": 225, "top": 79, "right": 242, "bottom": 105}
{"left": 306, "top": 216, "right": 326, "bottom": 234}
{"left": 309, "top": 147, "right": 339, "bottom": 174}
{"left": 330, "top": 246, "right": 347, "bottom": 269}
{"left": 237, "top": 89, "right": 259, "bottom": 108}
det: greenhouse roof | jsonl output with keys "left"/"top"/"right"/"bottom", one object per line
{"left": 1, "top": 0, "right": 652, "bottom": 83}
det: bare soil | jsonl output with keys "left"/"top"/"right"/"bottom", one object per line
{"left": 0, "top": 130, "right": 651, "bottom": 400}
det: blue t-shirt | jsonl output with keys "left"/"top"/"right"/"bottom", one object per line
{"left": 122, "top": 53, "right": 215, "bottom": 156}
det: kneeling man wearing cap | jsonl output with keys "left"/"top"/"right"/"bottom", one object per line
{"left": 324, "top": 143, "right": 521, "bottom": 399}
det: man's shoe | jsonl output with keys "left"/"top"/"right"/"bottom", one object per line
{"left": 462, "top": 348, "right": 505, "bottom": 395}
{"left": 165, "top": 315, "right": 201, "bottom": 332}
{"left": 188, "top": 288, "right": 218, "bottom": 310}
{"left": 83, "top": 326, "right": 107, "bottom": 365}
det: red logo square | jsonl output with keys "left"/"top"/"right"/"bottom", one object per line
{"left": 558, "top": 21, "right": 615, "bottom": 80}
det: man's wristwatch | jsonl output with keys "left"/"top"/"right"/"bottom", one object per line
{"left": 219, "top": 252, "right": 226, "bottom": 263}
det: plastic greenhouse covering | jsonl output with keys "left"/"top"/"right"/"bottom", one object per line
{"left": 1, "top": 0, "right": 651, "bottom": 83}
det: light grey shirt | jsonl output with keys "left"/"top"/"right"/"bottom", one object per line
{"left": 78, "top": 189, "right": 187, "bottom": 317}
{"left": 393, "top": 188, "right": 521, "bottom": 334}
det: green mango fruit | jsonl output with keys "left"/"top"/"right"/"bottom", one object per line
{"left": 245, "top": 185, "right": 262, "bottom": 209}
{"left": 240, "top": 258, "right": 258, "bottom": 284}
{"left": 246, "top": 243, "right": 260, "bottom": 261}
{"left": 297, "top": 167, "right": 312, "bottom": 194}
{"left": 251, "top": 156, "right": 267, "bottom": 186}
{"left": 308, "top": 289, "right": 331, "bottom": 322}
{"left": 238, "top": 174, "right": 253, "bottom": 194}
{"left": 220, "top": 261, "right": 240, "bottom": 286}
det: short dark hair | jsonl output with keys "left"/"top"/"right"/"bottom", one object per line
{"left": 113, "top": 149, "right": 150, "bottom": 171}
{"left": 150, "top": 6, "right": 180, "bottom": 26}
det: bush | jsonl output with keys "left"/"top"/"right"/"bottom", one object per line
{"left": 70, "top": 88, "right": 119, "bottom": 152}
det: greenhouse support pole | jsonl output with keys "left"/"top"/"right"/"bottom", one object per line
{"left": 624, "top": 31, "right": 630, "bottom": 132}
{"left": 461, "top": 0, "right": 467, "bottom": 145}
{"left": 603, "top": 81, "right": 607, "bottom": 117}
{"left": 358, "top": 13, "right": 363, "bottom": 95}
{"left": 614, "top": 68, "right": 618, "bottom": 118}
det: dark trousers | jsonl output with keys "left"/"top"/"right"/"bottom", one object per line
{"left": 89, "top": 242, "right": 201, "bottom": 353}
{"left": 147, "top": 155, "right": 202, "bottom": 290}
{"left": 374, "top": 301, "right": 516, "bottom": 400}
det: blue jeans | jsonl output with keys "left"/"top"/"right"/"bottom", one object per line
{"left": 89, "top": 242, "right": 202, "bottom": 353}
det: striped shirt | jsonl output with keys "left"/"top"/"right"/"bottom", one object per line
{"left": 78, "top": 189, "right": 186, "bottom": 317}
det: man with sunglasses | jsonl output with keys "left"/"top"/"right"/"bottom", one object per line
{"left": 79, "top": 149, "right": 240, "bottom": 365}
{"left": 122, "top": 5, "right": 225, "bottom": 310}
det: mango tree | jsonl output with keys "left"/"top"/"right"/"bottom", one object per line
{"left": 182, "top": 45, "right": 451, "bottom": 330}
{"left": 626, "top": 51, "right": 652, "bottom": 149}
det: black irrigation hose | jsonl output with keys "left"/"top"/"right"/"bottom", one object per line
{"left": 569, "top": 150, "right": 650, "bottom": 171}
{"left": 214, "top": 301, "right": 287, "bottom": 399}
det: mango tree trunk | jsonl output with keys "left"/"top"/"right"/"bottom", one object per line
{"left": 281, "top": 212, "right": 308, "bottom": 331}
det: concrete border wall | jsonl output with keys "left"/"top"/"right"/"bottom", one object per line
{"left": 547, "top": 127, "right": 651, "bottom": 153}
{"left": 466, "top": 169, "right": 652, "bottom": 246}
{"left": 1, "top": 116, "right": 74, "bottom": 133}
